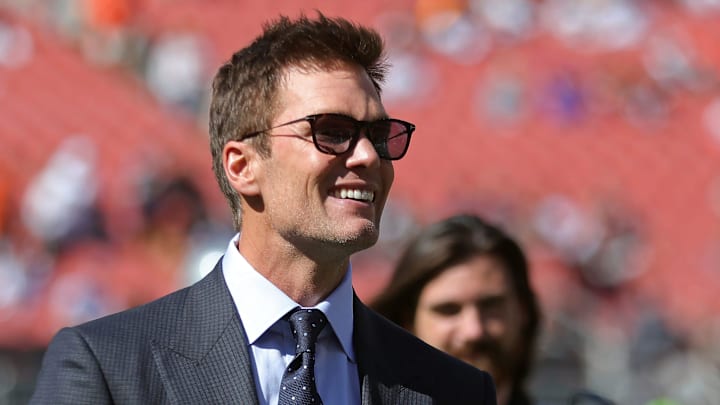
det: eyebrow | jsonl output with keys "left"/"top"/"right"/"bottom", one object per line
{"left": 478, "top": 295, "right": 507, "bottom": 307}
{"left": 432, "top": 295, "right": 507, "bottom": 308}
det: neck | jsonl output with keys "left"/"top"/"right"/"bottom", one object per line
{"left": 236, "top": 230, "right": 349, "bottom": 307}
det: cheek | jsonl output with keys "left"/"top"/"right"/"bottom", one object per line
{"left": 413, "top": 310, "right": 455, "bottom": 348}
{"left": 368, "top": 165, "right": 394, "bottom": 222}
{"left": 497, "top": 302, "right": 526, "bottom": 341}
{"left": 484, "top": 318, "right": 508, "bottom": 339}
{"left": 379, "top": 163, "right": 394, "bottom": 196}
{"left": 384, "top": 163, "right": 395, "bottom": 184}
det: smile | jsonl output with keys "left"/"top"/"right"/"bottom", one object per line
{"left": 331, "top": 188, "right": 375, "bottom": 202}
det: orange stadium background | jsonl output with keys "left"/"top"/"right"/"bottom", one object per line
{"left": 1, "top": 0, "right": 719, "bottom": 403}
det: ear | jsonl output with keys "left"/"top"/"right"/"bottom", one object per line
{"left": 223, "top": 140, "right": 261, "bottom": 197}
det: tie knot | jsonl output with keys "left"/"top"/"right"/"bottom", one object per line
{"left": 288, "top": 308, "right": 327, "bottom": 353}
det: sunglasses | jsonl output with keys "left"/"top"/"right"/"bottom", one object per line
{"left": 242, "top": 113, "right": 415, "bottom": 160}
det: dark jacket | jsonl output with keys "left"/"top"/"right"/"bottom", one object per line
{"left": 31, "top": 262, "right": 496, "bottom": 404}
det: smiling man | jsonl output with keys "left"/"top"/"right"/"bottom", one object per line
{"left": 31, "top": 13, "right": 496, "bottom": 405}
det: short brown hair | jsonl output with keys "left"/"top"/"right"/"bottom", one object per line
{"left": 208, "top": 12, "right": 388, "bottom": 229}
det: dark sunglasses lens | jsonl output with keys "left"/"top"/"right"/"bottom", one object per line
{"left": 370, "top": 121, "right": 410, "bottom": 159}
{"left": 312, "top": 115, "right": 412, "bottom": 160}
{"left": 312, "top": 115, "right": 356, "bottom": 154}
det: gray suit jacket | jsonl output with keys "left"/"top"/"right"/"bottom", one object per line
{"left": 31, "top": 263, "right": 496, "bottom": 404}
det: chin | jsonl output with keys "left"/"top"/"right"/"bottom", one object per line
{"left": 467, "top": 359, "right": 510, "bottom": 387}
{"left": 345, "top": 230, "right": 379, "bottom": 250}
{"left": 336, "top": 225, "right": 379, "bottom": 251}
{"left": 461, "top": 356, "right": 495, "bottom": 374}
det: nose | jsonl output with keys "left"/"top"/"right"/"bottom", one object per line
{"left": 346, "top": 133, "right": 381, "bottom": 168}
{"left": 457, "top": 307, "right": 485, "bottom": 342}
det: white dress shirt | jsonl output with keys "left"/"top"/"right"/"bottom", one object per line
{"left": 222, "top": 234, "right": 361, "bottom": 405}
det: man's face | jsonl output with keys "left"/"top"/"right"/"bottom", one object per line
{"left": 412, "top": 255, "right": 527, "bottom": 387}
{"left": 253, "top": 64, "right": 394, "bottom": 254}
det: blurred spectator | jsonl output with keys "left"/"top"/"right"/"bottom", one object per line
{"left": 40, "top": 243, "right": 121, "bottom": 339}
{"left": 680, "top": 0, "right": 720, "bottom": 14}
{"left": 43, "top": 0, "right": 85, "bottom": 38}
{"left": 372, "top": 214, "right": 541, "bottom": 405}
{"left": 0, "top": 204, "right": 27, "bottom": 313}
{"left": 414, "top": 0, "right": 490, "bottom": 63}
{"left": 474, "top": 69, "right": 527, "bottom": 125}
{"left": 108, "top": 174, "right": 211, "bottom": 307}
{"left": 0, "top": 246, "right": 26, "bottom": 314}
{"left": 0, "top": 17, "right": 34, "bottom": 69}
{"left": 532, "top": 195, "right": 605, "bottom": 266}
{"left": 143, "top": 30, "right": 210, "bottom": 114}
{"left": 80, "top": 0, "right": 147, "bottom": 66}
{"left": 642, "top": 30, "right": 700, "bottom": 91}
{"left": 532, "top": 195, "right": 647, "bottom": 291}
{"left": 541, "top": 70, "right": 587, "bottom": 124}
{"left": 24, "top": 173, "right": 220, "bottom": 343}
{"left": 469, "top": 0, "right": 536, "bottom": 41}
{"left": 539, "top": 0, "right": 647, "bottom": 51}
{"left": 139, "top": 175, "right": 208, "bottom": 239}
{"left": 374, "top": 11, "right": 439, "bottom": 106}
{"left": 20, "top": 136, "right": 106, "bottom": 254}
{"left": 85, "top": 0, "right": 135, "bottom": 31}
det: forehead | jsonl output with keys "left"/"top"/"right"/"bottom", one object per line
{"left": 275, "top": 63, "right": 385, "bottom": 119}
{"left": 421, "top": 255, "right": 514, "bottom": 301}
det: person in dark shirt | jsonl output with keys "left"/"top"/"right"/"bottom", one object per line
{"left": 373, "top": 214, "right": 540, "bottom": 405}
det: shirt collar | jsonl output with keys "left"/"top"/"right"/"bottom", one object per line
{"left": 222, "top": 234, "right": 356, "bottom": 362}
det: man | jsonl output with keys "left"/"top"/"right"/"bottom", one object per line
{"left": 372, "top": 214, "right": 541, "bottom": 405}
{"left": 31, "top": 14, "right": 496, "bottom": 405}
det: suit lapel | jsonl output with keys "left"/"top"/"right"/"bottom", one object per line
{"left": 151, "top": 262, "right": 260, "bottom": 405}
{"left": 150, "top": 266, "right": 435, "bottom": 404}
{"left": 353, "top": 295, "right": 433, "bottom": 405}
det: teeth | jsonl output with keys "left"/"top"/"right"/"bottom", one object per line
{"left": 333, "top": 188, "right": 374, "bottom": 202}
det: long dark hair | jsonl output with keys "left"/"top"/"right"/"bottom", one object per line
{"left": 372, "top": 214, "right": 541, "bottom": 385}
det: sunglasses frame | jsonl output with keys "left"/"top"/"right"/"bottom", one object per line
{"left": 242, "top": 113, "right": 415, "bottom": 160}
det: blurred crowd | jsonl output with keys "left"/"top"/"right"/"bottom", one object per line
{"left": 1, "top": 0, "right": 720, "bottom": 404}
{"left": 0, "top": 135, "right": 232, "bottom": 341}
{"left": 3, "top": 0, "right": 719, "bottom": 128}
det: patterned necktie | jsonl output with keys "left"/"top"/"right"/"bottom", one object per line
{"left": 278, "top": 308, "right": 327, "bottom": 405}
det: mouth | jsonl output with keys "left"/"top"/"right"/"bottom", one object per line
{"left": 330, "top": 187, "right": 375, "bottom": 203}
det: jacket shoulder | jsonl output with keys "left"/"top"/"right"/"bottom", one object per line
{"left": 31, "top": 285, "right": 194, "bottom": 405}
{"left": 76, "top": 283, "right": 192, "bottom": 339}
{"left": 355, "top": 301, "right": 497, "bottom": 404}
